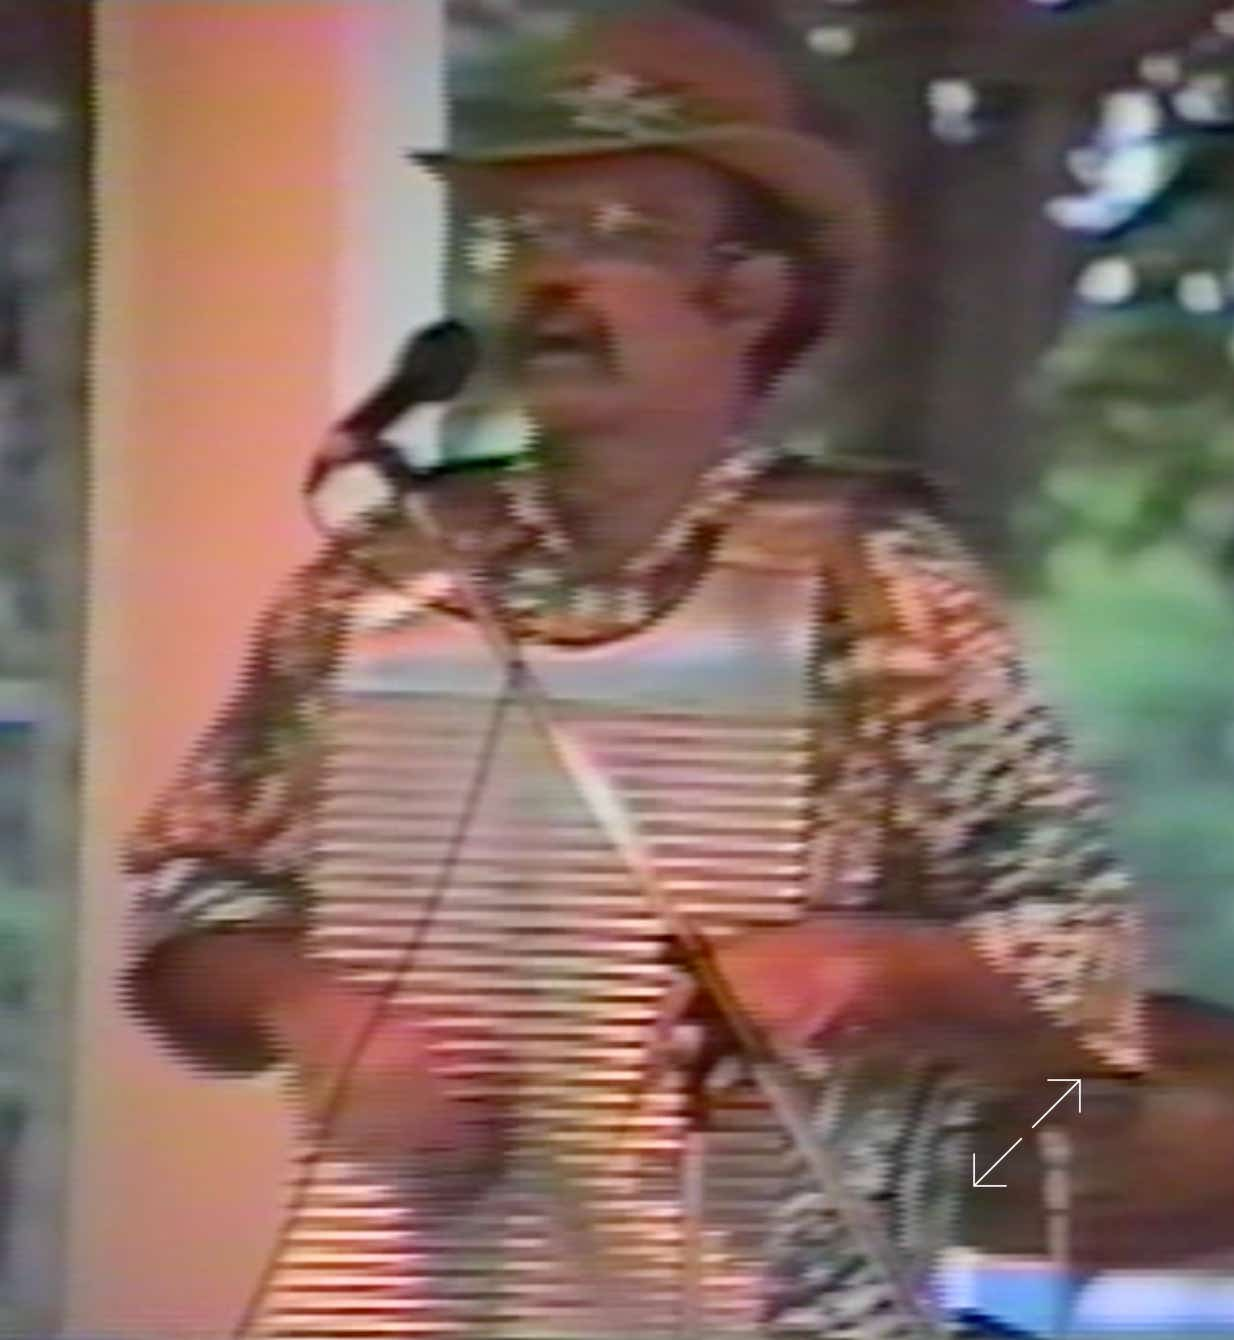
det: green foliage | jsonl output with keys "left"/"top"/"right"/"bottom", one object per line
{"left": 0, "top": 894, "right": 39, "bottom": 1018}
{"left": 1021, "top": 294, "right": 1234, "bottom": 586}
{"left": 1021, "top": 19, "right": 1234, "bottom": 1004}
{"left": 1018, "top": 541, "right": 1234, "bottom": 1005}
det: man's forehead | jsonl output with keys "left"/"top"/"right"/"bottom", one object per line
{"left": 462, "top": 151, "right": 735, "bottom": 214}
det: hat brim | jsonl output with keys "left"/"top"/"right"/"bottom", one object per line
{"left": 410, "top": 123, "right": 882, "bottom": 277}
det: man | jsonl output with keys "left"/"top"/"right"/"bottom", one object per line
{"left": 122, "top": 9, "right": 1151, "bottom": 1338}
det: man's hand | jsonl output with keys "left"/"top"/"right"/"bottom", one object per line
{"left": 139, "top": 930, "right": 505, "bottom": 1200}
{"left": 651, "top": 915, "right": 1108, "bottom": 1090}
{"left": 654, "top": 918, "right": 908, "bottom": 1074}
{"left": 269, "top": 971, "right": 504, "bottom": 1201}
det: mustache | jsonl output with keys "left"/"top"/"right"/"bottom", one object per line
{"left": 502, "top": 287, "right": 617, "bottom": 372}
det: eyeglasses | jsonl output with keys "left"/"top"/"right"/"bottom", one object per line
{"left": 465, "top": 200, "right": 751, "bottom": 274}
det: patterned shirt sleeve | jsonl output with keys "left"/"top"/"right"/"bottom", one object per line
{"left": 121, "top": 544, "right": 369, "bottom": 1070}
{"left": 808, "top": 499, "right": 1149, "bottom": 1076}
{"left": 121, "top": 462, "right": 521, "bottom": 1072}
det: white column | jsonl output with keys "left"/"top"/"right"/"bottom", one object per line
{"left": 334, "top": 0, "right": 448, "bottom": 465}
{"left": 72, "top": 4, "right": 445, "bottom": 1336}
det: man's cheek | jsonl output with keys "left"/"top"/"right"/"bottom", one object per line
{"left": 611, "top": 292, "right": 713, "bottom": 361}
{"left": 588, "top": 268, "right": 697, "bottom": 331}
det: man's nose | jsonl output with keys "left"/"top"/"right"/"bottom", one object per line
{"left": 523, "top": 276, "right": 588, "bottom": 314}
{"left": 504, "top": 247, "right": 600, "bottom": 300}
{"left": 497, "top": 257, "right": 603, "bottom": 331}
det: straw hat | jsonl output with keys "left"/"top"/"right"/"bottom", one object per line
{"left": 411, "top": 6, "right": 882, "bottom": 283}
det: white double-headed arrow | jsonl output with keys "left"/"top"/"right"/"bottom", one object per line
{"left": 972, "top": 1079, "right": 1082, "bottom": 1187}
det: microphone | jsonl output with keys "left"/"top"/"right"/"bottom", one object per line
{"left": 336, "top": 318, "right": 479, "bottom": 440}
{"left": 307, "top": 319, "right": 479, "bottom": 531}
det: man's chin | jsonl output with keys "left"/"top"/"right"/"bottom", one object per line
{"left": 518, "top": 375, "right": 626, "bottom": 438}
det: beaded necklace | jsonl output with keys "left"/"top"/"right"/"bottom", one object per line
{"left": 485, "top": 439, "right": 778, "bottom": 645}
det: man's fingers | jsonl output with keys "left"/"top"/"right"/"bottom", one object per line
{"left": 705, "top": 1054, "right": 747, "bottom": 1094}
{"left": 651, "top": 977, "right": 701, "bottom": 1058}
{"left": 667, "top": 1021, "right": 708, "bottom": 1067}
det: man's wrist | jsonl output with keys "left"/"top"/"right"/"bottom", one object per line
{"left": 797, "top": 914, "right": 952, "bottom": 1041}
{"left": 870, "top": 921, "right": 961, "bottom": 1035}
{"left": 854, "top": 918, "right": 1019, "bottom": 1064}
{"left": 169, "top": 926, "right": 331, "bottom": 1038}
{"left": 261, "top": 950, "right": 350, "bottom": 1054}
{"left": 873, "top": 921, "right": 1112, "bottom": 1081}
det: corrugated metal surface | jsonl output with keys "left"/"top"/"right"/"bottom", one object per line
{"left": 254, "top": 566, "right": 817, "bottom": 1338}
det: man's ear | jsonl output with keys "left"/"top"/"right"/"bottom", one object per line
{"left": 710, "top": 251, "right": 792, "bottom": 349}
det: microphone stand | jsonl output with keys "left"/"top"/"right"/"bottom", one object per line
{"left": 679, "top": 1058, "right": 709, "bottom": 1340}
{"left": 673, "top": 1006, "right": 761, "bottom": 1340}
{"left": 672, "top": 985, "right": 739, "bottom": 1340}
